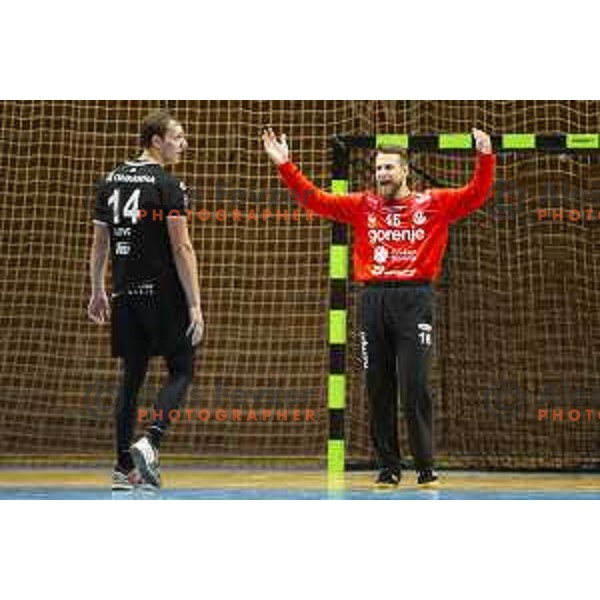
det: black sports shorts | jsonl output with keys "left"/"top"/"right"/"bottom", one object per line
{"left": 111, "top": 286, "right": 192, "bottom": 358}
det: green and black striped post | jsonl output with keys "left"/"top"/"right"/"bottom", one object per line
{"left": 326, "top": 132, "right": 599, "bottom": 476}
{"left": 327, "top": 138, "right": 350, "bottom": 476}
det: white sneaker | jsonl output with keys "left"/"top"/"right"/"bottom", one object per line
{"left": 111, "top": 468, "right": 143, "bottom": 491}
{"left": 130, "top": 437, "right": 161, "bottom": 488}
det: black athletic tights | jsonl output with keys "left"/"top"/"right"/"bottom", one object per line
{"left": 360, "top": 282, "right": 435, "bottom": 473}
{"left": 116, "top": 351, "right": 194, "bottom": 473}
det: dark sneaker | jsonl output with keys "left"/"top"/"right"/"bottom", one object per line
{"left": 417, "top": 469, "right": 439, "bottom": 486}
{"left": 130, "top": 437, "right": 161, "bottom": 488}
{"left": 375, "top": 468, "right": 401, "bottom": 487}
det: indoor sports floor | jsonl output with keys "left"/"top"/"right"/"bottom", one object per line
{"left": 1, "top": 469, "right": 600, "bottom": 499}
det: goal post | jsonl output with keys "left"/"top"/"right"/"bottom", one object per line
{"left": 327, "top": 132, "right": 600, "bottom": 475}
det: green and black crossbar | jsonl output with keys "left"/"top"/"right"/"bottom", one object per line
{"left": 326, "top": 132, "right": 600, "bottom": 475}
{"left": 334, "top": 133, "right": 600, "bottom": 154}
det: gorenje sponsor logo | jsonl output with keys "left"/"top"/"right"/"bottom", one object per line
{"left": 368, "top": 227, "right": 426, "bottom": 244}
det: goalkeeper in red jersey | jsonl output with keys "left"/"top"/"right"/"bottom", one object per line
{"left": 263, "top": 127, "right": 495, "bottom": 486}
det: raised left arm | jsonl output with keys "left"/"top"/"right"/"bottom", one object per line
{"left": 435, "top": 129, "right": 496, "bottom": 223}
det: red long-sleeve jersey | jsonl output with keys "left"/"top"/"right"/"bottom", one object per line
{"left": 278, "top": 153, "right": 495, "bottom": 282}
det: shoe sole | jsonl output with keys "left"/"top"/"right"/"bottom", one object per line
{"left": 130, "top": 445, "right": 161, "bottom": 488}
{"left": 111, "top": 483, "right": 133, "bottom": 491}
{"left": 374, "top": 477, "right": 401, "bottom": 488}
{"left": 418, "top": 479, "right": 440, "bottom": 488}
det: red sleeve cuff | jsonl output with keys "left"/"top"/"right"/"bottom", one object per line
{"left": 278, "top": 161, "right": 296, "bottom": 175}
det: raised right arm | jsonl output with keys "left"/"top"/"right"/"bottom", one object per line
{"left": 277, "top": 162, "right": 362, "bottom": 224}
{"left": 263, "top": 128, "right": 361, "bottom": 224}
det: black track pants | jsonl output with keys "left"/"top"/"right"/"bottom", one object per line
{"left": 360, "top": 282, "right": 435, "bottom": 472}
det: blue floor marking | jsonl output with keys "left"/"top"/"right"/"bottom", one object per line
{"left": 2, "top": 488, "right": 600, "bottom": 500}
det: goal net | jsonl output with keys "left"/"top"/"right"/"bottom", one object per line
{"left": 0, "top": 101, "right": 598, "bottom": 469}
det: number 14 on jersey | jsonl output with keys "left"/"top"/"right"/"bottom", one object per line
{"left": 107, "top": 188, "right": 141, "bottom": 225}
